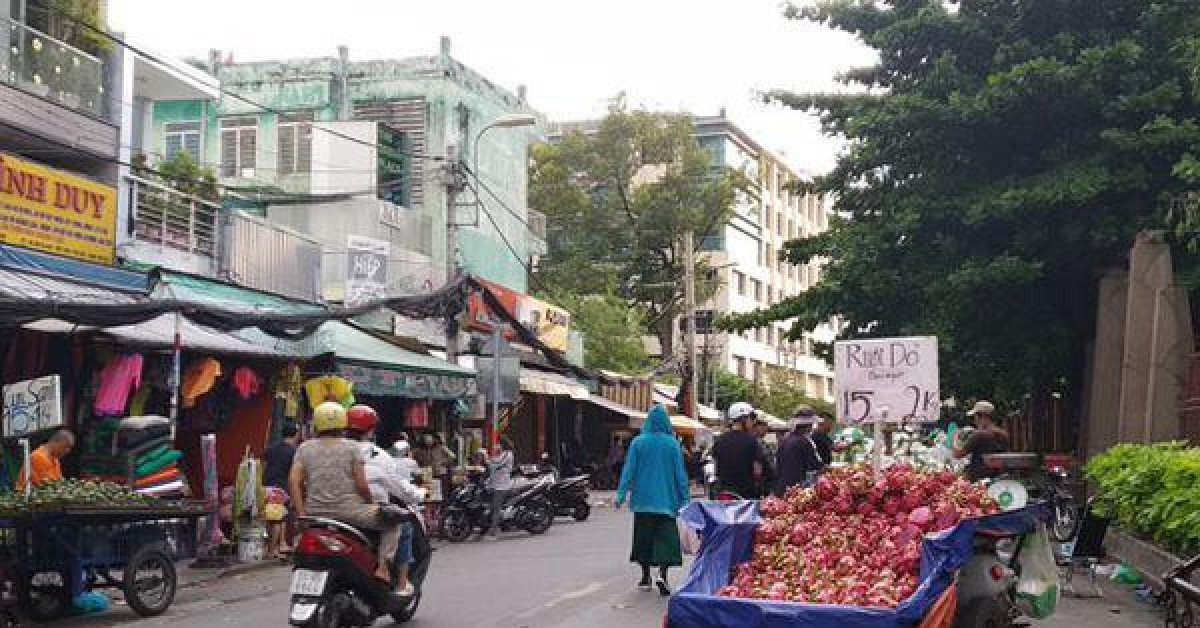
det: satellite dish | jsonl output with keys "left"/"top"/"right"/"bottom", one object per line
{"left": 988, "top": 480, "right": 1028, "bottom": 511}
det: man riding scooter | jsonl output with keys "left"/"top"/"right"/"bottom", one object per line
{"left": 345, "top": 405, "right": 427, "bottom": 597}
{"left": 288, "top": 402, "right": 402, "bottom": 586}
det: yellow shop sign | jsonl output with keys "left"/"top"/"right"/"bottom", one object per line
{"left": 0, "top": 153, "right": 117, "bottom": 264}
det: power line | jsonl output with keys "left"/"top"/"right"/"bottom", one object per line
{"left": 462, "top": 178, "right": 545, "bottom": 293}
{"left": 31, "top": 0, "right": 439, "bottom": 163}
{"left": 461, "top": 164, "right": 540, "bottom": 237}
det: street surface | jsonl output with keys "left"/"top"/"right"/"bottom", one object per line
{"left": 48, "top": 498, "right": 1160, "bottom": 628}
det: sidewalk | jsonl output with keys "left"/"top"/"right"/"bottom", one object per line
{"left": 177, "top": 556, "right": 288, "bottom": 590}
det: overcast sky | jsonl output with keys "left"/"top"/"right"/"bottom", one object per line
{"left": 109, "top": 0, "right": 875, "bottom": 175}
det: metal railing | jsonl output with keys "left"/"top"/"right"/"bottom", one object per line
{"left": 0, "top": 17, "right": 106, "bottom": 119}
{"left": 128, "top": 175, "right": 221, "bottom": 258}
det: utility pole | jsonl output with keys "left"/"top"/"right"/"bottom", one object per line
{"left": 683, "top": 229, "right": 698, "bottom": 421}
{"left": 443, "top": 144, "right": 465, "bottom": 364}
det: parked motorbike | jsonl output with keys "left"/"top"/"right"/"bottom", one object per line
{"left": 515, "top": 458, "right": 591, "bottom": 521}
{"left": 983, "top": 453, "right": 1080, "bottom": 542}
{"left": 440, "top": 472, "right": 555, "bottom": 542}
{"left": 288, "top": 502, "right": 431, "bottom": 627}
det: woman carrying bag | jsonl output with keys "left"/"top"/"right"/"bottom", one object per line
{"left": 615, "top": 404, "right": 691, "bottom": 596}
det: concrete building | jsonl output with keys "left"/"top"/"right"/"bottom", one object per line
{"left": 549, "top": 113, "right": 836, "bottom": 403}
{"left": 147, "top": 37, "right": 546, "bottom": 299}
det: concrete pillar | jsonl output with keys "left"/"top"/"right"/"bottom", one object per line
{"left": 1118, "top": 231, "right": 1188, "bottom": 444}
{"left": 112, "top": 38, "right": 137, "bottom": 253}
{"left": 1085, "top": 271, "right": 1128, "bottom": 458}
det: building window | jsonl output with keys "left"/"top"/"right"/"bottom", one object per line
{"left": 826, "top": 377, "right": 834, "bottom": 398}
{"left": 735, "top": 271, "right": 747, "bottom": 296}
{"left": 163, "top": 121, "right": 201, "bottom": 162}
{"left": 219, "top": 116, "right": 258, "bottom": 178}
{"left": 277, "top": 112, "right": 313, "bottom": 175}
{"left": 735, "top": 356, "right": 747, "bottom": 378}
{"left": 776, "top": 212, "right": 783, "bottom": 236}
{"left": 754, "top": 328, "right": 764, "bottom": 343}
{"left": 751, "top": 278, "right": 762, "bottom": 302}
{"left": 767, "top": 286, "right": 774, "bottom": 304}
{"left": 767, "top": 327, "right": 775, "bottom": 345}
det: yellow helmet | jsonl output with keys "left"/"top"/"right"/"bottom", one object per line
{"left": 312, "top": 401, "right": 348, "bottom": 434}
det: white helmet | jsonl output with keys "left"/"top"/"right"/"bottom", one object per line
{"left": 727, "top": 402, "right": 756, "bottom": 423}
{"left": 389, "top": 441, "right": 411, "bottom": 458}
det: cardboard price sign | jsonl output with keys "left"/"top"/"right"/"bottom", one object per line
{"left": 834, "top": 336, "right": 940, "bottom": 424}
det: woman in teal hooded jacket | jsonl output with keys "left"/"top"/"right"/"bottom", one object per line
{"left": 616, "top": 404, "right": 690, "bottom": 595}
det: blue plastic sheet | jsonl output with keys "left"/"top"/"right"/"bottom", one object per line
{"left": 668, "top": 500, "right": 1050, "bottom": 628}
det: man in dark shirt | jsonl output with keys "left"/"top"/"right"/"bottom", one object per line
{"left": 712, "top": 402, "right": 770, "bottom": 498}
{"left": 774, "top": 409, "right": 819, "bottom": 495}
{"left": 954, "top": 401, "right": 1009, "bottom": 481}
{"left": 810, "top": 413, "right": 837, "bottom": 468}
{"left": 265, "top": 424, "right": 300, "bottom": 490}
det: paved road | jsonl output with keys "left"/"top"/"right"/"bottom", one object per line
{"left": 57, "top": 503, "right": 680, "bottom": 627}
{"left": 46, "top": 499, "right": 1162, "bottom": 628}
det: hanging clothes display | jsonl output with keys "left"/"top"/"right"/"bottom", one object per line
{"left": 274, "top": 364, "right": 304, "bottom": 419}
{"left": 304, "top": 375, "right": 354, "bottom": 409}
{"left": 182, "top": 357, "right": 222, "bottom": 409}
{"left": 93, "top": 353, "right": 144, "bottom": 417}
{"left": 232, "top": 452, "right": 265, "bottom": 541}
{"left": 231, "top": 367, "right": 261, "bottom": 400}
{"left": 405, "top": 400, "right": 431, "bottom": 429}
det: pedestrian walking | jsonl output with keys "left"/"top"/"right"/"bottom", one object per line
{"left": 615, "top": 405, "right": 690, "bottom": 596}
{"left": 774, "top": 409, "right": 821, "bottom": 496}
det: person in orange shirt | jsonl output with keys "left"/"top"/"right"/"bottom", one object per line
{"left": 17, "top": 429, "right": 74, "bottom": 489}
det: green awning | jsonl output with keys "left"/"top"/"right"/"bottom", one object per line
{"left": 325, "top": 323, "right": 476, "bottom": 399}
{"left": 152, "top": 270, "right": 326, "bottom": 315}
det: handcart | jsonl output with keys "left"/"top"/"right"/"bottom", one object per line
{"left": 0, "top": 501, "right": 209, "bottom": 623}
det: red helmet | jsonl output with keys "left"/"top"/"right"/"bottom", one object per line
{"left": 346, "top": 405, "right": 379, "bottom": 434}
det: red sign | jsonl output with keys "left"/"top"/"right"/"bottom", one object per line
{"left": 466, "top": 278, "right": 521, "bottom": 336}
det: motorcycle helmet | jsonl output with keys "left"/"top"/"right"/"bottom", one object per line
{"left": 346, "top": 404, "right": 379, "bottom": 434}
{"left": 312, "top": 401, "right": 348, "bottom": 434}
{"left": 727, "top": 402, "right": 756, "bottom": 423}
{"left": 390, "top": 441, "right": 412, "bottom": 458}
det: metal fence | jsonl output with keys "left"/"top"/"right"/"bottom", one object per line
{"left": 0, "top": 17, "right": 106, "bottom": 119}
{"left": 128, "top": 175, "right": 221, "bottom": 259}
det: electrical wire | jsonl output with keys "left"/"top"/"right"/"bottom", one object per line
{"left": 461, "top": 164, "right": 542, "bottom": 238}
{"left": 28, "top": 0, "right": 440, "bottom": 163}
{"left": 462, "top": 178, "right": 545, "bottom": 293}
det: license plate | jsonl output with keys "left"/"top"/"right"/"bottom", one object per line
{"left": 290, "top": 569, "right": 329, "bottom": 596}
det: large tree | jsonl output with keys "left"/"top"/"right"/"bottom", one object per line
{"left": 530, "top": 97, "right": 741, "bottom": 360}
{"left": 725, "top": 1, "right": 1200, "bottom": 404}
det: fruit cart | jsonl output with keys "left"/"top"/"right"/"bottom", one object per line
{"left": 667, "top": 494, "right": 1053, "bottom": 627}
{"left": 0, "top": 500, "right": 209, "bottom": 622}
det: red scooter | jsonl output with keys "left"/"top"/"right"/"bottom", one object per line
{"left": 288, "top": 503, "right": 430, "bottom": 627}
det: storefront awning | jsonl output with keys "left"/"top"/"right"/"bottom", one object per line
{"left": 320, "top": 322, "right": 476, "bottom": 400}
{"left": 519, "top": 368, "right": 589, "bottom": 399}
{"left": 652, "top": 383, "right": 722, "bottom": 421}
{"left": 670, "top": 415, "right": 711, "bottom": 436}
{"left": 22, "top": 315, "right": 297, "bottom": 358}
{"left": 584, "top": 394, "right": 646, "bottom": 420}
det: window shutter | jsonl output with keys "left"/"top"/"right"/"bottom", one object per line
{"left": 239, "top": 129, "right": 257, "bottom": 173}
{"left": 297, "top": 122, "right": 312, "bottom": 173}
{"left": 278, "top": 124, "right": 295, "bottom": 175}
{"left": 220, "top": 129, "right": 237, "bottom": 177}
{"left": 165, "top": 134, "right": 183, "bottom": 161}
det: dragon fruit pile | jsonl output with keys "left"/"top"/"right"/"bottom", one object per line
{"left": 717, "top": 464, "right": 1000, "bottom": 608}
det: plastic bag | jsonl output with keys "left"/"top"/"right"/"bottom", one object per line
{"left": 678, "top": 516, "right": 702, "bottom": 555}
{"left": 1015, "top": 523, "right": 1060, "bottom": 619}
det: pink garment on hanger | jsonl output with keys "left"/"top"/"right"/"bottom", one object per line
{"left": 232, "top": 367, "right": 261, "bottom": 400}
{"left": 94, "top": 354, "right": 145, "bottom": 416}
{"left": 405, "top": 400, "right": 430, "bottom": 428}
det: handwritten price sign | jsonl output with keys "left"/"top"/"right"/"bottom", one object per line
{"left": 834, "top": 337, "right": 940, "bottom": 424}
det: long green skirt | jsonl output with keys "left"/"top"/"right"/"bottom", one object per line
{"left": 629, "top": 512, "right": 683, "bottom": 567}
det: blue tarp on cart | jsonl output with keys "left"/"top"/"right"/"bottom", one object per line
{"left": 667, "top": 500, "right": 1049, "bottom": 628}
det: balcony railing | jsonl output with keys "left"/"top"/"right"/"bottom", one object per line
{"left": 129, "top": 175, "right": 220, "bottom": 258}
{"left": 0, "top": 17, "right": 106, "bottom": 119}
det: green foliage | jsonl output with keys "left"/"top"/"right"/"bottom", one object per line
{"left": 1084, "top": 442, "right": 1200, "bottom": 555}
{"left": 541, "top": 291, "right": 649, "bottom": 373}
{"left": 27, "top": 0, "right": 110, "bottom": 54}
{"left": 707, "top": 369, "right": 833, "bottom": 418}
{"left": 530, "top": 96, "right": 743, "bottom": 358}
{"left": 724, "top": 1, "right": 1200, "bottom": 401}
{"left": 137, "top": 152, "right": 219, "bottom": 201}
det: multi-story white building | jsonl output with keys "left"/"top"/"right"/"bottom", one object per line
{"left": 690, "top": 114, "right": 835, "bottom": 404}
{"left": 548, "top": 112, "right": 836, "bottom": 403}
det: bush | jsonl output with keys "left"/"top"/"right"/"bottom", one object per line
{"left": 1084, "top": 442, "right": 1200, "bottom": 555}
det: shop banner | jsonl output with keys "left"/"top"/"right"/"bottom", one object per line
{"left": 337, "top": 363, "right": 477, "bottom": 400}
{"left": 834, "top": 336, "right": 940, "bottom": 424}
{"left": 345, "top": 234, "right": 390, "bottom": 306}
{"left": 0, "top": 153, "right": 117, "bottom": 265}
{"left": 2, "top": 375, "right": 63, "bottom": 437}
{"left": 465, "top": 277, "right": 521, "bottom": 336}
{"left": 518, "top": 295, "right": 571, "bottom": 352}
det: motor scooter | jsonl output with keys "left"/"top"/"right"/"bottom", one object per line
{"left": 288, "top": 502, "right": 431, "bottom": 627}
{"left": 440, "top": 471, "right": 555, "bottom": 542}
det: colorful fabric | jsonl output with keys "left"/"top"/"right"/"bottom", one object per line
{"left": 617, "top": 405, "right": 691, "bottom": 516}
{"left": 629, "top": 512, "right": 683, "bottom": 567}
{"left": 128, "top": 384, "right": 152, "bottom": 417}
{"left": 232, "top": 367, "right": 261, "bottom": 400}
{"left": 17, "top": 444, "right": 63, "bottom": 489}
{"left": 134, "top": 450, "right": 182, "bottom": 477}
{"left": 94, "top": 354, "right": 144, "bottom": 416}
{"left": 182, "top": 358, "right": 222, "bottom": 409}
{"left": 134, "top": 445, "right": 171, "bottom": 467}
{"left": 304, "top": 376, "right": 354, "bottom": 410}
{"left": 134, "top": 466, "right": 180, "bottom": 488}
